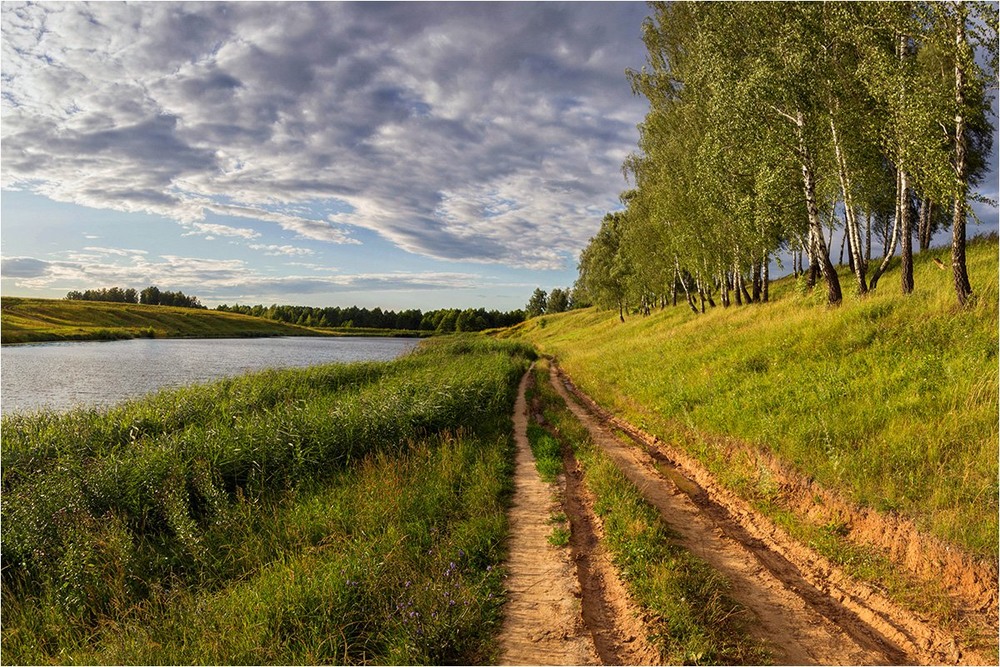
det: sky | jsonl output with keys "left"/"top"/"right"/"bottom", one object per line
{"left": 0, "top": 1, "right": 653, "bottom": 311}
{"left": 2, "top": 3, "right": 996, "bottom": 314}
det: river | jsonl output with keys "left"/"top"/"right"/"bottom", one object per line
{"left": 0, "top": 336, "right": 421, "bottom": 415}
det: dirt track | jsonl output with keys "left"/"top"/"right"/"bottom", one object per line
{"left": 498, "top": 367, "right": 598, "bottom": 665}
{"left": 498, "top": 367, "right": 662, "bottom": 666}
{"left": 548, "top": 362, "right": 993, "bottom": 666}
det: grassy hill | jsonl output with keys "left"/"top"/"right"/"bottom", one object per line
{"left": 507, "top": 237, "right": 998, "bottom": 560}
{"left": 0, "top": 297, "right": 318, "bottom": 344}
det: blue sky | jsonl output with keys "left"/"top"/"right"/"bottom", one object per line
{"left": 1, "top": 1, "right": 651, "bottom": 310}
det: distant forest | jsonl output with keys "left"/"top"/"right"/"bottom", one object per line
{"left": 65, "top": 286, "right": 205, "bottom": 309}
{"left": 59, "top": 286, "right": 582, "bottom": 331}
{"left": 216, "top": 303, "right": 526, "bottom": 333}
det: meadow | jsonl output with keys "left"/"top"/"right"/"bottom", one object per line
{"left": 1, "top": 296, "right": 316, "bottom": 344}
{"left": 509, "top": 237, "right": 999, "bottom": 560}
{"left": 1, "top": 337, "right": 534, "bottom": 664}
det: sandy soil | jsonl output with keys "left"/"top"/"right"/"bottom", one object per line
{"left": 497, "top": 367, "right": 598, "bottom": 666}
{"left": 498, "top": 367, "right": 664, "bottom": 666}
{"left": 556, "top": 400, "right": 661, "bottom": 666}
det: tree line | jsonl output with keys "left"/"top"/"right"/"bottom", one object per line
{"left": 65, "top": 286, "right": 205, "bottom": 309}
{"left": 576, "top": 1, "right": 996, "bottom": 318}
{"left": 524, "top": 286, "right": 589, "bottom": 318}
{"left": 215, "top": 303, "right": 526, "bottom": 332}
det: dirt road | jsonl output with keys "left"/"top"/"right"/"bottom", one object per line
{"left": 497, "top": 367, "right": 598, "bottom": 665}
{"left": 549, "top": 362, "right": 991, "bottom": 666}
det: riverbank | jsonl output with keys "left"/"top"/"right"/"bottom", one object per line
{"left": 1, "top": 296, "right": 312, "bottom": 344}
{"left": 0, "top": 297, "right": 431, "bottom": 344}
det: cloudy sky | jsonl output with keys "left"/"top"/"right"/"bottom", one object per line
{"left": 0, "top": 1, "right": 652, "bottom": 310}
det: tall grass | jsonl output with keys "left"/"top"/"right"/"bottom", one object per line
{"left": 1, "top": 336, "right": 534, "bottom": 664}
{"left": 512, "top": 239, "right": 999, "bottom": 557}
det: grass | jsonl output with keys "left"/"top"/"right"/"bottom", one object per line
{"left": 523, "top": 367, "right": 572, "bottom": 483}
{"left": 304, "top": 326, "right": 432, "bottom": 338}
{"left": 525, "top": 422, "right": 563, "bottom": 483}
{"left": 1, "top": 336, "right": 535, "bottom": 664}
{"left": 1, "top": 296, "right": 322, "bottom": 344}
{"left": 508, "top": 238, "right": 999, "bottom": 559}
{"left": 529, "top": 360, "right": 770, "bottom": 664}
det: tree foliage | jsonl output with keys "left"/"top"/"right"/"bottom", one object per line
{"left": 216, "top": 303, "right": 525, "bottom": 333}
{"left": 578, "top": 1, "right": 996, "bottom": 314}
{"left": 525, "top": 288, "right": 548, "bottom": 318}
{"left": 66, "top": 286, "right": 204, "bottom": 309}
{"left": 65, "top": 287, "right": 138, "bottom": 304}
{"left": 139, "top": 286, "right": 204, "bottom": 309}
{"left": 547, "top": 288, "right": 570, "bottom": 314}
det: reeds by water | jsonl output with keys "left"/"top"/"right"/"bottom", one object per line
{"left": 1, "top": 336, "right": 535, "bottom": 664}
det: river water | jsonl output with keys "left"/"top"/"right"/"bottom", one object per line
{"left": 0, "top": 336, "right": 421, "bottom": 415}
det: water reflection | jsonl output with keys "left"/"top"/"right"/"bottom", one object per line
{"left": 0, "top": 336, "right": 420, "bottom": 415}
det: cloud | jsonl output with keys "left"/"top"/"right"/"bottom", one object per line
{"left": 248, "top": 243, "right": 315, "bottom": 257}
{"left": 82, "top": 246, "right": 148, "bottom": 257}
{"left": 1, "top": 252, "right": 482, "bottom": 300}
{"left": 1, "top": 256, "right": 50, "bottom": 278}
{"left": 182, "top": 222, "right": 261, "bottom": 240}
{"left": 1, "top": 2, "right": 650, "bottom": 269}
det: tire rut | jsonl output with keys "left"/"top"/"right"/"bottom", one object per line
{"left": 549, "top": 363, "right": 988, "bottom": 666}
{"left": 500, "top": 367, "right": 663, "bottom": 666}
{"left": 558, "top": 424, "right": 661, "bottom": 665}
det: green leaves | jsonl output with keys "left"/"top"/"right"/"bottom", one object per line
{"left": 587, "top": 1, "right": 995, "bottom": 313}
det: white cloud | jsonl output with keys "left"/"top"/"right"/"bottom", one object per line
{"left": 1, "top": 252, "right": 482, "bottom": 299}
{"left": 248, "top": 243, "right": 314, "bottom": 256}
{"left": 181, "top": 222, "right": 261, "bottom": 240}
{"left": 1, "top": 2, "right": 649, "bottom": 270}
{"left": 82, "top": 246, "right": 149, "bottom": 257}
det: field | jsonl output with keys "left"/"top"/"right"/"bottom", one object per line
{"left": 507, "top": 237, "right": 999, "bottom": 561}
{"left": 1, "top": 337, "right": 534, "bottom": 664}
{"left": 1, "top": 297, "right": 320, "bottom": 344}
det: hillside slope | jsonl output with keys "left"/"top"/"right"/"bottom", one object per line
{"left": 1, "top": 297, "right": 317, "bottom": 344}
{"left": 509, "top": 238, "right": 998, "bottom": 561}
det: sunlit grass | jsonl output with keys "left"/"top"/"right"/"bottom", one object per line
{"left": 514, "top": 239, "right": 998, "bottom": 557}
{"left": 0, "top": 296, "right": 315, "bottom": 343}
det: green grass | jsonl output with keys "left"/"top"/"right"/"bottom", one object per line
{"left": 525, "top": 426, "right": 563, "bottom": 482}
{"left": 1, "top": 336, "right": 535, "bottom": 664}
{"left": 547, "top": 524, "right": 571, "bottom": 547}
{"left": 1, "top": 296, "right": 321, "bottom": 343}
{"left": 510, "top": 238, "right": 999, "bottom": 558}
{"left": 530, "top": 360, "right": 769, "bottom": 664}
